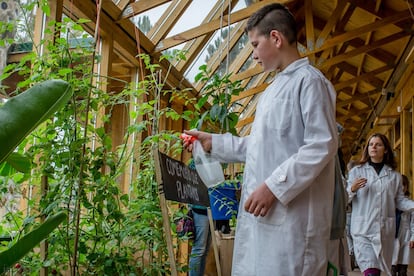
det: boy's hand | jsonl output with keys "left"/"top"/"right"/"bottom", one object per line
{"left": 182, "top": 130, "right": 212, "bottom": 153}
{"left": 244, "top": 183, "right": 276, "bottom": 217}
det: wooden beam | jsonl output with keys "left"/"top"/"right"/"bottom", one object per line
{"left": 63, "top": 0, "right": 198, "bottom": 102}
{"left": 315, "top": 0, "right": 348, "bottom": 48}
{"left": 154, "top": 0, "right": 293, "bottom": 52}
{"left": 147, "top": 0, "right": 191, "bottom": 45}
{"left": 337, "top": 88, "right": 381, "bottom": 107}
{"left": 355, "top": 36, "right": 414, "bottom": 151}
{"left": 233, "top": 72, "right": 269, "bottom": 116}
{"left": 334, "top": 65, "right": 392, "bottom": 91}
{"left": 319, "top": 31, "right": 409, "bottom": 70}
{"left": 226, "top": 32, "right": 252, "bottom": 74}
{"left": 236, "top": 116, "right": 254, "bottom": 128}
{"left": 336, "top": 62, "right": 384, "bottom": 88}
{"left": 201, "top": 21, "right": 247, "bottom": 77}
{"left": 306, "top": 9, "right": 412, "bottom": 55}
{"left": 195, "top": 21, "right": 249, "bottom": 92}
{"left": 230, "top": 65, "right": 262, "bottom": 82}
{"left": 175, "top": 0, "right": 239, "bottom": 74}
{"left": 116, "top": 0, "right": 131, "bottom": 13}
{"left": 63, "top": 0, "right": 151, "bottom": 63}
{"left": 119, "top": 0, "right": 172, "bottom": 20}
{"left": 401, "top": 110, "right": 410, "bottom": 176}
{"left": 336, "top": 106, "right": 371, "bottom": 121}
{"left": 347, "top": 37, "right": 396, "bottom": 65}
{"left": 304, "top": 0, "right": 315, "bottom": 63}
{"left": 231, "top": 82, "right": 268, "bottom": 103}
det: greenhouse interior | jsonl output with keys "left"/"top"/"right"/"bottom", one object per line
{"left": 0, "top": 0, "right": 414, "bottom": 275}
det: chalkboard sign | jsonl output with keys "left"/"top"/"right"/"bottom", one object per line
{"left": 158, "top": 151, "right": 210, "bottom": 207}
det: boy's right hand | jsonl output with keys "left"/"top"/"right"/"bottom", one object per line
{"left": 183, "top": 130, "right": 212, "bottom": 153}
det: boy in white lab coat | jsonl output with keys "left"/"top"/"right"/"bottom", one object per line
{"left": 183, "top": 3, "right": 338, "bottom": 275}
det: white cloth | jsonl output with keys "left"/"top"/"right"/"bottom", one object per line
{"left": 347, "top": 164, "right": 414, "bottom": 275}
{"left": 392, "top": 208, "right": 414, "bottom": 265}
{"left": 210, "top": 57, "right": 338, "bottom": 276}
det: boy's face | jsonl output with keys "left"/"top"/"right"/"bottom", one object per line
{"left": 248, "top": 28, "right": 280, "bottom": 72}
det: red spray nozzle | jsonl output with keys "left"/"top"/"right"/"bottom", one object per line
{"left": 180, "top": 133, "right": 197, "bottom": 143}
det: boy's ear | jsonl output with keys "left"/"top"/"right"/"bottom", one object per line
{"left": 270, "top": 30, "right": 283, "bottom": 48}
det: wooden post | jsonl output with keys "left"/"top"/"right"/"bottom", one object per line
{"left": 208, "top": 208, "right": 222, "bottom": 276}
{"left": 401, "top": 109, "right": 410, "bottom": 177}
{"left": 153, "top": 148, "right": 178, "bottom": 276}
{"left": 40, "top": 175, "right": 49, "bottom": 276}
{"left": 33, "top": 1, "right": 63, "bottom": 275}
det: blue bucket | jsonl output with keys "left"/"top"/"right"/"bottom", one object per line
{"left": 208, "top": 182, "right": 240, "bottom": 220}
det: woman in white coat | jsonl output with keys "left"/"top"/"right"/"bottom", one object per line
{"left": 347, "top": 133, "right": 414, "bottom": 276}
{"left": 391, "top": 174, "right": 414, "bottom": 276}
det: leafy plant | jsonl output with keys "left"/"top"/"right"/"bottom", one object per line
{"left": 0, "top": 212, "right": 67, "bottom": 274}
{"left": 0, "top": 79, "right": 72, "bottom": 273}
{"left": 192, "top": 64, "right": 244, "bottom": 226}
{"left": 0, "top": 79, "right": 73, "bottom": 163}
{"left": 0, "top": 2, "right": 207, "bottom": 275}
{"left": 193, "top": 64, "right": 243, "bottom": 135}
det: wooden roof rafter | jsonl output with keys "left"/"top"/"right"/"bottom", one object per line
{"left": 201, "top": 21, "right": 247, "bottom": 76}
{"left": 115, "top": 0, "right": 132, "bottom": 15}
{"left": 319, "top": 31, "right": 409, "bottom": 70}
{"left": 63, "top": 0, "right": 199, "bottom": 103}
{"left": 55, "top": 0, "right": 414, "bottom": 161}
{"left": 154, "top": 0, "right": 293, "bottom": 52}
{"left": 172, "top": 0, "right": 240, "bottom": 76}
{"left": 147, "top": 0, "right": 192, "bottom": 45}
{"left": 333, "top": 64, "right": 393, "bottom": 91}
{"left": 119, "top": 0, "right": 172, "bottom": 21}
{"left": 306, "top": 9, "right": 413, "bottom": 56}
{"left": 337, "top": 87, "right": 382, "bottom": 107}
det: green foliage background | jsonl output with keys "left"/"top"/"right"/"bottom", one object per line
{"left": 0, "top": 2, "right": 195, "bottom": 275}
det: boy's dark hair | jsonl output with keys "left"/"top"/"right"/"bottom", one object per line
{"left": 245, "top": 3, "right": 297, "bottom": 45}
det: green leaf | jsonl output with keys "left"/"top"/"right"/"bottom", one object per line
{"left": 41, "top": 4, "right": 51, "bottom": 16}
{"left": 0, "top": 212, "right": 67, "bottom": 274}
{"left": 196, "top": 95, "right": 209, "bottom": 110}
{"left": 0, "top": 80, "right": 73, "bottom": 164}
{"left": 209, "top": 104, "right": 221, "bottom": 121}
{"left": 77, "top": 18, "right": 91, "bottom": 24}
{"left": 4, "top": 152, "right": 31, "bottom": 173}
{"left": 58, "top": 68, "right": 73, "bottom": 76}
{"left": 0, "top": 162, "right": 14, "bottom": 176}
{"left": 227, "top": 112, "right": 239, "bottom": 130}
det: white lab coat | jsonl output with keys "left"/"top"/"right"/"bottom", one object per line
{"left": 392, "top": 207, "right": 414, "bottom": 265}
{"left": 347, "top": 164, "right": 414, "bottom": 275}
{"left": 211, "top": 58, "right": 338, "bottom": 276}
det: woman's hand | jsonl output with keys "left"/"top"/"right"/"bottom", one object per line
{"left": 351, "top": 177, "right": 367, "bottom": 193}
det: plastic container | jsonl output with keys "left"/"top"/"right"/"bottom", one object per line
{"left": 193, "top": 140, "right": 225, "bottom": 188}
{"left": 208, "top": 182, "right": 240, "bottom": 220}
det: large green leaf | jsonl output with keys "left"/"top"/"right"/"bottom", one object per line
{"left": 0, "top": 152, "right": 31, "bottom": 175}
{"left": 0, "top": 212, "right": 67, "bottom": 274}
{"left": 0, "top": 79, "right": 73, "bottom": 164}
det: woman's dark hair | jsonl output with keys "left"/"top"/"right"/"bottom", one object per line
{"left": 360, "top": 133, "right": 396, "bottom": 169}
{"left": 402, "top": 174, "right": 410, "bottom": 197}
{"left": 245, "top": 3, "right": 297, "bottom": 45}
